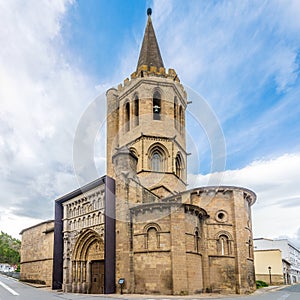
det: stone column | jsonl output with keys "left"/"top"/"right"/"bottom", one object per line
{"left": 86, "top": 261, "right": 92, "bottom": 294}
{"left": 72, "top": 261, "right": 77, "bottom": 292}
{"left": 65, "top": 258, "right": 72, "bottom": 292}
{"left": 77, "top": 261, "right": 83, "bottom": 293}
{"left": 82, "top": 261, "right": 87, "bottom": 293}
{"left": 170, "top": 205, "right": 188, "bottom": 295}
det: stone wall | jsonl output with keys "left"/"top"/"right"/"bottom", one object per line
{"left": 134, "top": 252, "right": 172, "bottom": 294}
{"left": 20, "top": 220, "right": 54, "bottom": 286}
{"left": 256, "top": 274, "right": 284, "bottom": 285}
{"left": 106, "top": 76, "right": 188, "bottom": 196}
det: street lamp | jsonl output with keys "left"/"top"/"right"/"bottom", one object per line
{"left": 268, "top": 266, "right": 272, "bottom": 285}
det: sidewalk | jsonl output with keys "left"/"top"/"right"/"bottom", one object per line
{"left": 67, "top": 285, "right": 289, "bottom": 299}
{"left": 253, "top": 285, "right": 287, "bottom": 294}
{"left": 101, "top": 294, "right": 239, "bottom": 299}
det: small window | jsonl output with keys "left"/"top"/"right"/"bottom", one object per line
{"left": 134, "top": 95, "right": 139, "bottom": 126}
{"left": 215, "top": 210, "right": 228, "bottom": 223}
{"left": 194, "top": 230, "right": 200, "bottom": 252}
{"left": 248, "top": 238, "right": 253, "bottom": 258}
{"left": 217, "top": 235, "right": 230, "bottom": 256}
{"left": 175, "top": 154, "right": 183, "bottom": 178}
{"left": 153, "top": 91, "right": 161, "bottom": 120}
{"left": 174, "top": 97, "right": 177, "bottom": 128}
{"left": 125, "top": 102, "right": 130, "bottom": 131}
{"left": 179, "top": 105, "right": 183, "bottom": 134}
{"left": 147, "top": 227, "right": 158, "bottom": 250}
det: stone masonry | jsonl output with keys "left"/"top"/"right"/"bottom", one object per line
{"left": 20, "top": 220, "right": 54, "bottom": 286}
{"left": 20, "top": 9, "right": 257, "bottom": 296}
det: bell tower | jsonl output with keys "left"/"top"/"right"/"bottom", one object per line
{"left": 106, "top": 8, "right": 187, "bottom": 198}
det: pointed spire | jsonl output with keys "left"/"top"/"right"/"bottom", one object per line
{"left": 136, "top": 8, "right": 164, "bottom": 72}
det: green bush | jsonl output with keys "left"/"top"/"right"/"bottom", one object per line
{"left": 256, "top": 280, "right": 269, "bottom": 289}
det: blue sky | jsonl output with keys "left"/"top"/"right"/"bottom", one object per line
{"left": 0, "top": 0, "right": 300, "bottom": 247}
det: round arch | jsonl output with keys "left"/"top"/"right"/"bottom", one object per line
{"left": 72, "top": 229, "right": 104, "bottom": 261}
{"left": 175, "top": 151, "right": 185, "bottom": 178}
{"left": 215, "top": 231, "right": 233, "bottom": 241}
{"left": 143, "top": 222, "right": 162, "bottom": 233}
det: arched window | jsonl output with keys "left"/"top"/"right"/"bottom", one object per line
{"left": 194, "top": 230, "right": 200, "bottom": 252}
{"left": 125, "top": 101, "right": 130, "bottom": 131}
{"left": 151, "top": 152, "right": 162, "bottom": 171}
{"left": 179, "top": 105, "right": 183, "bottom": 134}
{"left": 147, "top": 227, "right": 158, "bottom": 250}
{"left": 153, "top": 91, "right": 161, "bottom": 120}
{"left": 148, "top": 143, "right": 168, "bottom": 172}
{"left": 144, "top": 223, "right": 161, "bottom": 250}
{"left": 174, "top": 97, "right": 178, "bottom": 128}
{"left": 217, "top": 234, "right": 231, "bottom": 256}
{"left": 134, "top": 95, "right": 139, "bottom": 126}
{"left": 248, "top": 238, "right": 253, "bottom": 258}
{"left": 175, "top": 153, "right": 183, "bottom": 178}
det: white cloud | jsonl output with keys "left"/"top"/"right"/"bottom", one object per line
{"left": 152, "top": 0, "right": 300, "bottom": 119}
{"left": 188, "top": 153, "right": 300, "bottom": 246}
{"left": 0, "top": 210, "right": 45, "bottom": 239}
{"left": 0, "top": 0, "right": 99, "bottom": 237}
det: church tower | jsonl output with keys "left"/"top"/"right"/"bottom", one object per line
{"left": 106, "top": 8, "right": 187, "bottom": 198}
{"left": 23, "top": 7, "right": 256, "bottom": 296}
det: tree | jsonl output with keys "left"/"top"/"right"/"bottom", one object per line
{"left": 0, "top": 231, "right": 21, "bottom": 265}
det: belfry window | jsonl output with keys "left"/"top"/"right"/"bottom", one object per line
{"left": 174, "top": 97, "right": 178, "bottom": 128}
{"left": 153, "top": 91, "right": 161, "bottom": 120}
{"left": 125, "top": 102, "right": 130, "bottom": 131}
{"left": 134, "top": 95, "right": 139, "bottom": 126}
{"left": 179, "top": 105, "right": 183, "bottom": 134}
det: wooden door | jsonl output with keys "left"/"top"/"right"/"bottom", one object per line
{"left": 91, "top": 260, "right": 104, "bottom": 294}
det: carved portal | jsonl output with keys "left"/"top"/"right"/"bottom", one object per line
{"left": 69, "top": 229, "right": 105, "bottom": 294}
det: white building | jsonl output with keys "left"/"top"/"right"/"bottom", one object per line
{"left": 0, "top": 263, "right": 14, "bottom": 273}
{"left": 254, "top": 238, "right": 300, "bottom": 283}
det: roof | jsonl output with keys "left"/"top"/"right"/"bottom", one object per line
{"left": 254, "top": 249, "right": 282, "bottom": 253}
{"left": 136, "top": 9, "right": 164, "bottom": 71}
{"left": 55, "top": 176, "right": 107, "bottom": 205}
{"left": 254, "top": 237, "right": 300, "bottom": 251}
{"left": 19, "top": 219, "right": 54, "bottom": 235}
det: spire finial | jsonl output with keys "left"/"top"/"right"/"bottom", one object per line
{"left": 136, "top": 6, "right": 164, "bottom": 72}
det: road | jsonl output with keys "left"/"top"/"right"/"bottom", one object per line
{"left": 1, "top": 274, "right": 300, "bottom": 300}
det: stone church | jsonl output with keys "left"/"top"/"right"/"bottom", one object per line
{"left": 21, "top": 9, "right": 257, "bottom": 295}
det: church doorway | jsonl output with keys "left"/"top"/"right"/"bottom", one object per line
{"left": 72, "top": 229, "right": 105, "bottom": 294}
{"left": 91, "top": 260, "right": 105, "bottom": 294}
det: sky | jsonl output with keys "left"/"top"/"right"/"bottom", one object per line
{"left": 0, "top": 0, "right": 300, "bottom": 247}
